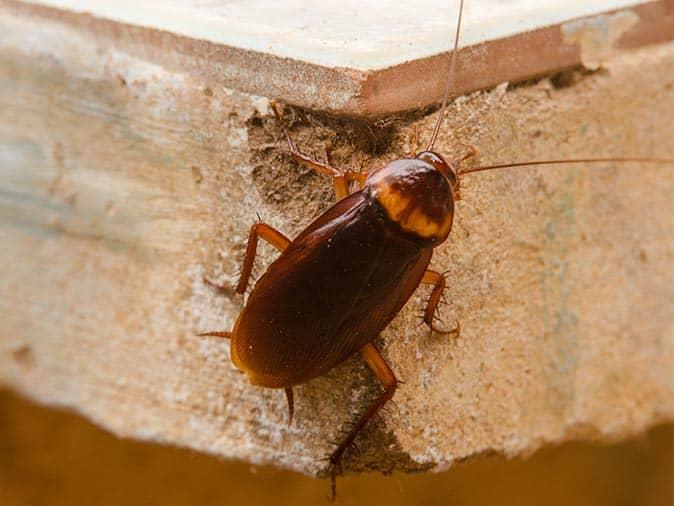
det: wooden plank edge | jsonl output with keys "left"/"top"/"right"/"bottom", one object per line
{"left": 3, "top": 0, "right": 673, "bottom": 117}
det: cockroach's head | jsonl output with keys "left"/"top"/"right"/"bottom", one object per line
{"left": 365, "top": 152, "right": 457, "bottom": 245}
{"left": 416, "top": 151, "right": 461, "bottom": 198}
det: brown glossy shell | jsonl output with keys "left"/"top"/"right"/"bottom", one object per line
{"left": 231, "top": 191, "right": 433, "bottom": 388}
{"left": 367, "top": 158, "right": 454, "bottom": 243}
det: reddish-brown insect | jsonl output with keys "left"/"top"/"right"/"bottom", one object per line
{"left": 199, "top": 0, "right": 672, "bottom": 496}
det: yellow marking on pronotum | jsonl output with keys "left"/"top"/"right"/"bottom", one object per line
{"left": 372, "top": 182, "right": 453, "bottom": 240}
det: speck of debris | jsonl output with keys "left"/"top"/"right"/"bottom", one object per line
{"left": 192, "top": 166, "right": 204, "bottom": 184}
{"left": 105, "top": 201, "right": 117, "bottom": 217}
{"left": 12, "top": 345, "right": 34, "bottom": 368}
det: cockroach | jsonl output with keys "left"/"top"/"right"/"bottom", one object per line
{"left": 199, "top": 0, "right": 672, "bottom": 498}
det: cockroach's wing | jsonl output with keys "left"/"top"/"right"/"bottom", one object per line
{"left": 231, "top": 191, "right": 432, "bottom": 388}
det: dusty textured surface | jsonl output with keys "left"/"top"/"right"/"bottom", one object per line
{"left": 0, "top": 2, "right": 673, "bottom": 476}
{"left": 3, "top": 0, "right": 674, "bottom": 115}
{"left": 2, "top": 389, "right": 673, "bottom": 506}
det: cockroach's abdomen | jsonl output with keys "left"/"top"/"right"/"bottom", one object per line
{"left": 228, "top": 192, "right": 433, "bottom": 388}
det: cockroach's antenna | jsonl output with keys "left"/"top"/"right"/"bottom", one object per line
{"left": 425, "top": 2, "right": 674, "bottom": 174}
{"left": 427, "top": 0, "right": 465, "bottom": 151}
{"left": 459, "top": 157, "right": 674, "bottom": 175}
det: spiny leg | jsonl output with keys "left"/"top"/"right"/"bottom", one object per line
{"left": 421, "top": 270, "right": 460, "bottom": 336}
{"left": 285, "top": 387, "right": 294, "bottom": 427}
{"left": 344, "top": 170, "right": 367, "bottom": 191}
{"left": 408, "top": 124, "right": 421, "bottom": 157}
{"left": 324, "top": 144, "right": 368, "bottom": 193}
{"left": 270, "top": 102, "right": 358, "bottom": 201}
{"left": 203, "top": 222, "right": 289, "bottom": 295}
{"left": 457, "top": 145, "right": 477, "bottom": 164}
{"left": 451, "top": 146, "right": 477, "bottom": 201}
{"left": 236, "top": 222, "right": 290, "bottom": 294}
{"left": 328, "top": 343, "right": 398, "bottom": 500}
{"left": 196, "top": 331, "right": 232, "bottom": 339}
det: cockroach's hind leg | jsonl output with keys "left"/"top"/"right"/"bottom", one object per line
{"left": 284, "top": 387, "right": 294, "bottom": 427}
{"left": 196, "top": 331, "right": 232, "bottom": 339}
{"left": 327, "top": 342, "right": 398, "bottom": 499}
{"left": 316, "top": 454, "right": 340, "bottom": 501}
{"left": 326, "top": 459, "right": 342, "bottom": 502}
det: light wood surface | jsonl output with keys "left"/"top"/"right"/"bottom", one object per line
{"left": 17, "top": 0, "right": 657, "bottom": 69}
{"left": 6, "top": 0, "right": 674, "bottom": 115}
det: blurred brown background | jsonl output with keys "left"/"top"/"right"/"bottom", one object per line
{"left": 1, "top": 388, "right": 671, "bottom": 506}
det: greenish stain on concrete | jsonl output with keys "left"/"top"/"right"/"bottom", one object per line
{"left": 0, "top": 138, "right": 160, "bottom": 262}
{"left": 539, "top": 172, "right": 580, "bottom": 420}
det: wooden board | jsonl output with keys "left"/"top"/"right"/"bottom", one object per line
{"left": 14, "top": 0, "right": 660, "bottom": 69}
{"left": 6, "top": 0, "right": 674, "bottom": 115}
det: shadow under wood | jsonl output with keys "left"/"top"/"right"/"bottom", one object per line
{"left": 1, "top": 388, "right": 672, "bottom": 506}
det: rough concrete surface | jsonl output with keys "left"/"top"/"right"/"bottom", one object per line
{"left": 0, "top": 5, "right": 673, "bottom": 476}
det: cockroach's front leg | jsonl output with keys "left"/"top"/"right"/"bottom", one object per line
{"left": 421, "top": 269, "right": 460, "bottom": 336}
{"left": 270, "top": 102, "right": 364, "bottom": 201}
{"left": 236, "top": 222, "right": 290, "bottom": 294}
{"left": 203, "top": 222, "right": 290, "bottom": 295}
{"left": 328, "top": 343, "right": 398, "bottom": 499}
{"left": 450, "top": 145, "right": 477, "bottom": 201}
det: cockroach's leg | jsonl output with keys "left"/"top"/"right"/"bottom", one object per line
{"left": 237, "top": 223, "right": 291, "bottom": 294}
{"left": 270, "top": 102, "right": 350, "bottom": 200}
{"left": 196, "top": 331, "right": 232, "bottom": 339}
{"left": 202, "top": 276, "right": 236, "bottom": 296}
{"left": 450, "top": 146, "right": 477, "bottom": 202}
{"left": 408, "top": 124, "right": 420, "bottom": 156}
{"left": 285, "top": 387, "right": 294, "bottom": 426}
{"left": 323, "top": 147, "right": 368, "bottom": 192}
{"left": 458, "top": 145, "right": 477, "bottom": 164}
{"left": 324, "top": 144, "right": 334, "bottom": 166}
{"left": 421, "top": 270, "right": 460, "bottom": 336}
{"left": 328, "top": 343, "right": 398, "bottom": 499}
{"left": 345, "top": 170, "right": 367, "bottom": 191}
